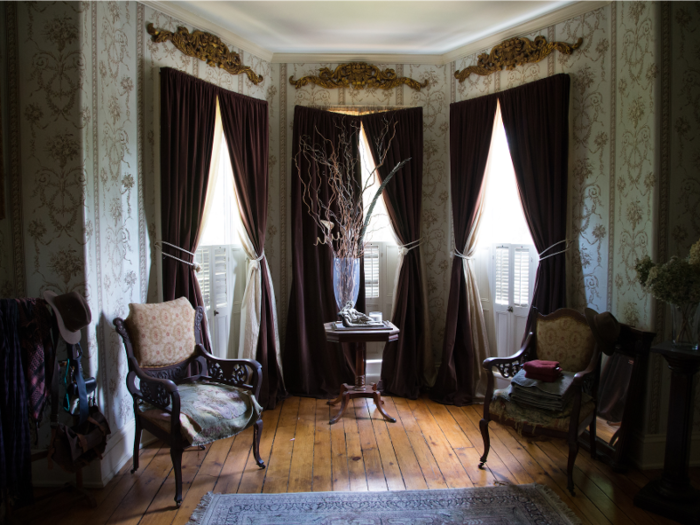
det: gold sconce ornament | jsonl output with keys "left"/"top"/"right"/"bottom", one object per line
{"left": 289, "top": 62, "right": 428, "bottom": 91}
{"left": 146, "top": 23, "right": 263, "bottom": 85}
{"left": 454, "top": 36, "right": 583, "bottom": 82}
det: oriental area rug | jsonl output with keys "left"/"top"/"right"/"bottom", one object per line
{"left": 188, "top": 484, "right": 581, "bottom": 525}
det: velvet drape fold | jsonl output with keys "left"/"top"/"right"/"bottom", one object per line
{"left": 218, "top": 89, "right": 285, "bottom": 410}
{"left": 362, "top": 108, "right": 429, "bottom": 399}
{"left": 285, "top": 106, "right": 365, "bottom": 398}
{"left": 499, "top": 74, "right": 570, "bottom": 335}
{"left": 160, "top": 68, "right": 217, "bottom": 350}
{"left": 431, "top": 94, "right": 499, "bottom": 406}
{"left": 433, "top": 74, "right": 570, "bottom": 405}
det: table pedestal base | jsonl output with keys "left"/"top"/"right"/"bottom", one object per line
{"left": 634, "top": 479, "right": 700, "bottom": 525}
{"left": 327, "top": 382, "right": 397, "bottom": 425}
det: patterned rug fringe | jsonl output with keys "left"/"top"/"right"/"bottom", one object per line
{"left": 188, "top": 491, "right": 214, "bottom": 525}
{"left": 535, "top": 484, "right": 582, "bottom": 525}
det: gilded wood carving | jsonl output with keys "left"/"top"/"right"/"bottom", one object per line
{"left": 289, "top": 63, "right": 428, "bottom": 91}
{"left": 146, "top": 23, "right": 263, "bottom": 85}
{"left": 454, "top": 36, "right": 583, "bottom": 82}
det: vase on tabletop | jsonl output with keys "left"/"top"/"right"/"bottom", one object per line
{"left": 669, "top": 302, "right": 699, "bottom": 349}
{"left": 332, "top": 257, "right": 360, "bottom": 313}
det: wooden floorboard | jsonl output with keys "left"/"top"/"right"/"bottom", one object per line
{"left": 16, "top": 396, "right": 699, "bottom": 525}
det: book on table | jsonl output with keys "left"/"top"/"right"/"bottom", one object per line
{"left": 332, "top": 321, "right": 392, "bottom": 331}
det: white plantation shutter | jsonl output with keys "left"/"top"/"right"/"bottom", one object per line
{"left": 494, "top": 246, "right": 509, "bottom": 306}
{"left": 195, "top": 247, "right": 212, "bottom": 313}
{"left": 513, "top": 247, "right": 530, "bottom": 307}
{"left": 213, "top": 246, "right": 228, "bottom": 311}
{"left": 364, "top": 244, "right": 380, "bottom": 299}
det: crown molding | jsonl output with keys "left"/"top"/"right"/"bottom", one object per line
{"left": 271, "top": 53, "right": 444, "bottom": 66}
{"left": 442, "top": 0, "right": 611, "bottom": 64}
{"left": 138, "top": 0, "right": 274, "bottom": 62}
{"left": 140, "top": 0, "right": 611, "bottom": 67}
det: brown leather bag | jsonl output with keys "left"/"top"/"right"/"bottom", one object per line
{"left": 48, "top": 407, "right": 111, "bottom": 473}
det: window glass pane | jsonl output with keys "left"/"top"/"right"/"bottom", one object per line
{"left": 477, "top": 104, "right": 534, "bottom": 249}
{"left": 360, "top": 125, "right": 395, "bottom": 243}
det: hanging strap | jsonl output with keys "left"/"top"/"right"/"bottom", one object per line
{"left": 66, "top": 343, "right": 89, "bottom": 426}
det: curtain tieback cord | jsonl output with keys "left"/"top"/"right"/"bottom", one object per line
{"left": 453, "top": 243, "right": 473, "bottom": 261}
{"left": 398, "top": 238, "right": 423, "bottom": 256}
{"left": 155, "top": 241, "right": 202, "bottom": 272}
{"left": 539, "top": 239, "right": 571, "bottom": 261}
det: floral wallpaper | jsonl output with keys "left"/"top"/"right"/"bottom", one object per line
{"left": 1, "top": 0, "right": 695, "bottom": 481}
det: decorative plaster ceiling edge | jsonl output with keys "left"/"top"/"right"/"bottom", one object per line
{"left": 272, "top": 53, "right": 445, "bottom": 66}
{"left": 138, "top": 0, "right": 275, "bottom": 62}
{"left": 442, "top": 0, "right": 611, "bottom": 64}
{"left": 139, "top": 0, "right": 611, "bottom": 67}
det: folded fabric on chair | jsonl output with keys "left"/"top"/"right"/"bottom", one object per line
{"left": 510, "top": 369, "right": 574, "bottom": 411}
{"left": 523, "top": 359, "right": 561, "bottom": 382}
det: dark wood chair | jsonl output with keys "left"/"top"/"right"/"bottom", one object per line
{"left": 479, "top": 308, "right": 601, "bottom": 495}
{"left": 114, "top": 300, "right": 265, "bottom": 506}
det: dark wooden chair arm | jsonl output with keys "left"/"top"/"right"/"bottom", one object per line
{"left": 194, "top": 345, "right": 264, "bottom": 399}
{"left": 482, "top": 333, "right": 534, "bottom": 377}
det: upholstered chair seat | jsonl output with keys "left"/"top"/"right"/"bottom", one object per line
{"left": 114, "top": 298, "right": 265, "bottom": 507}
{"left": 478, "top": 308, "right": 601, "bottom": 496}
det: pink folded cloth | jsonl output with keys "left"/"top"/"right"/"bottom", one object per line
{"left": 523, "top": 360, "right": 562, "bottom": 382}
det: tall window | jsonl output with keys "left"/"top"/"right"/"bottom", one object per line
{"left": 195, "top": 130, "right": 247, "bottom": 358}
{"left": 475, "top": 103, "right": 536, "bottom": 358}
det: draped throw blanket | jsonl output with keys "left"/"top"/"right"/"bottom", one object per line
{"left": 0, "top": 299, "right": 33, "bottom": 507}
{"left": 285, "top": 107, "right": 365, "bottom": 397}
{"left": 434, "top": 74, "right": 570, "bottom": 406}
{"left": 362, "top": 108, "right": 431, "bottom": 398}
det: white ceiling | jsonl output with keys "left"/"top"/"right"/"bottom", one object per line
{"left": 146, "top": 1, "right": 603, "bottom": 63}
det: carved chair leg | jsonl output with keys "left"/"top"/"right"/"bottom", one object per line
{"left": 567, "top": 439, "right": 579, "bottom": 496}
{"left": 171, "top": 446, "right": 184, "bottom": 507}
{"left": 478, "top": 418, "right": 491, "bottom": 469}
{"left": 253, "top": 419, "right": 265, "bottom": 469}
{"left": 131, "top": 415, "right": 142, "bottom": 474}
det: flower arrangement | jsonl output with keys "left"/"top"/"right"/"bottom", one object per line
{"left": 635, "top": 240, "right": 700, "bottom": 304}
{"left": 636, "top": 239, "right": 700, "bottom": 346}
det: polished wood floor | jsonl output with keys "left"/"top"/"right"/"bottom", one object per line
{"left": 16, "top": 395, "right": 698, "bottom": 525}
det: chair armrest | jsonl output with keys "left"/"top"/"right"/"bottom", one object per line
{"left": 482, "top": 333, "right": 534, "bottom": 378}
{"left": 126, "top": 360, "right": 180, "bottom": 414}
{"left": 194, "top": 345, "right": 264, "bottom": 399}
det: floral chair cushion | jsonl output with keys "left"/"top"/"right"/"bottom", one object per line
{"left": 536, "top": 316, "right": 595, "bottom": 372}
{"left": 138, "top": 382, "right": 263, "bottom": 446}
{"left": 489, "top": 387, "right": 595, "bottom": 433}
{"left": 125, "top": 297, "right": 196, "bottom": 367}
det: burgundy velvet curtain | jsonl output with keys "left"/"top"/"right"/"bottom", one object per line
{"left": 431, "top": 94, "right": 499, "bottom": 406}
{"left": 160, "top": 67, "right": 217, "bottom": 346}
{"left": 500, "top": 74, "right": 570, "bottom": 333}
{"left": 361, "top": 108, "right": 426, "bottom": 399}
{"left": 285, "top": 106, "right": 365, "bottom": 397}
{"left": 218, "top": 88, "right": 285, "bottom": 410}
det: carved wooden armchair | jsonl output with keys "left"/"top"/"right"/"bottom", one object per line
{"left": 479, "top": 308, "right": 600, "bottom": 496}
{"left": 113, "top": 297, "right": 265, "bottom": 506}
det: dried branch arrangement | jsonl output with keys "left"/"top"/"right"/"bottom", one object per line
{"left": 296, "top": 117, "right": 410, "bottom": 260}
